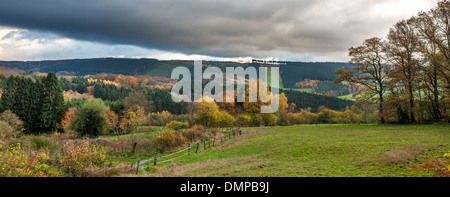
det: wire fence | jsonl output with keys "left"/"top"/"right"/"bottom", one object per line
{"left": 133, "top": 126, "right": 242, "bottom": 174}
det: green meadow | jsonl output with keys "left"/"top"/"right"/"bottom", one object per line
{"left": 139, "top": 124, "right": 450, "bottom": 177}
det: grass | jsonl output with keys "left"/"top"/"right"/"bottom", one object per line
{"left": 281, "top": 88, "right": 313, "bottom": 93}
{"left": 338, "top": 93, "right": 356, "bottom": 101}
{"left": 137, "top": 124, "right": 450, "bottom": 177}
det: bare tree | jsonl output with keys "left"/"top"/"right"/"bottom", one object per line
{"left": 415, "top": 1, "right": 450, "bottom": 121}
{"left": 335, "top": 37, "right": 391, "bottom": 123}
{"left": 385, "top": 18, "right": 421, "bottom": 123}
{"left": 415, "top": 1, "right": 450, "bottom": 87}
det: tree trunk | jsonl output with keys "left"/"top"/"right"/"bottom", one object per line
{"left": 408, "top": 81, "right": 415, "bottom": 123}
{"left": 379, "top": 92, "right": 385, "bottom": 124}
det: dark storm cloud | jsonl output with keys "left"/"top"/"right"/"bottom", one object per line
{"left": 0, "top": 0, "right": 434, "bottom": 60}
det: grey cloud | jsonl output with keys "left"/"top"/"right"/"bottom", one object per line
{"left": 0, "top": 0, "right": 433, "bottom": 61}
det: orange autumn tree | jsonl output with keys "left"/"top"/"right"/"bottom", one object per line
{"left": 114, "top": 74, "right": 126, "bottom": 85}
{"left": 105, "top": 107, "right": 119, "bottom": 134}
{"left": 243, "top": 79, "right": 271, "bottom": 114}
{"left": 125, "top": 76, "right": 138, "bottom": 87}
{"left": 276, "top": 92, "right": 290, "bottom": 125}
{"left": 61, "top": 107, "right": 76, "bottom": 131}
{"left": 119, "top": 105, "right": 146, "bottom": 134}
{"left": 217, "top": 90, "right": 236, "bottom": 115}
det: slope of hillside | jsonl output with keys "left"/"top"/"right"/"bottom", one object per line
{"left": 0, "top": 58, "right": 160, "bottom": 75}
{"left": 280, "top": 62, "right": 352, "bottom": 88}
{"left": 142, "top": 124, "right": 450, "bottom": 177}
{"left": 280, "top": 89, "right": 355, "bottom": 112}
{"left": 0, "top": 58, "right": 350, "bottom": 89}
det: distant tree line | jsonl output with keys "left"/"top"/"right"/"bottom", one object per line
{"left": 280, "top": 89, "right": 355, "bottom": 113}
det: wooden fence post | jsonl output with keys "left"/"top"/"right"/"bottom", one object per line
{"left": 135, "top": 160, "right": 140, "bottom": 174}
{"left": 131, "top": 142, "right": 137, "bottom": 155}
{"left": 154, "top": 153, "right": 158, "bottom": 166}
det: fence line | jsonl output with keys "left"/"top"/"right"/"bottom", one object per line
{"left": 135, "top": 146, "right": 191, "bottom": 167}
{"left": 133, "top": 126, "right": 242, "bottom": 174}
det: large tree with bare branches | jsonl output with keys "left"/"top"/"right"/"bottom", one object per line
{"left": 335, "top": 37, "right": 391, "bottom": 123}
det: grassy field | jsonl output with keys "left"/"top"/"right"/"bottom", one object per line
{"left": 338, "top": 93, "right": 354, "bottom": 100}
{"left": 138, "top": 124, "right": 450, "bottom": 177}
{"left": 338, "top": 93, "right": 356, "bottom": 101}
{"left": 280, "top": 87, "right": 313, "bottom": 93}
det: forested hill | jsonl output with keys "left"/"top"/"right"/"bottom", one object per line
{"left": 0, "top": 58, "right": 351, "bottom": 88}
{"left": 279, "top": 62, "right": 352, "bottom": 88}
{"left": 280, "top": 89, "right": 355, "bottom": 113}
{"left": 0, "top": 58, "right": 160, "bottom": 76}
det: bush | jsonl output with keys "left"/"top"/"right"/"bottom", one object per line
{"left": 0, "top": 143, "right": 27, "bottom": 177}
{"left": 262, "top": 113, "right": 278, "bottom": 126}
{"left": 0, "top": 143, "right": 57, "bottom": 177}
{"left": 70, "top": 99, "right": 108, "bottom": 137}
{"left": 317, "top": 108, "right": 338, "bottom": 123}
{"left": 166, "top": 121, "right": 188, "bottom": 130}
{"left": 194, "top": 98, "right": 220, "bottom": 127}
{"left": 302, "top": 111, "right": 318, "bottom": 124}
{"left": 249, "top": 114, "right": 262, "bottom": 126}
{"left": 0, "top": 121, "right": 14, "bottom": 140}
{"left": 0, "top": 110, "right": 24, "bottom": 139}
{"left": 31, "top": 137, "right": 60, "bottom": 153}
{"left": 60, "top": 141, "right": 107, "bottom": 177}
{"left": 175, "top": 114, "right": 194, "bottom": 127}
{"left": 149, "top": 113, "right": 164, "bottom": 126}
{"left": 182, "top": 125, "right": 206, "bottom": 142}
{"left": 287, "top": 111, "right": 319, "bottom": 124}
{"left": 235, "top": 114, "right": 252, "bottom": 126}
{"left": 277, "top": 112, "right": 290, "bottom": 126}
{"left": 154, "top": 129, "right": 187, "bottom": 152}
{"left": 415, "top": 152, "right": 450, "bottom": 177}
{"left": 216, "top": 111, "right": 235, "bottom": 127}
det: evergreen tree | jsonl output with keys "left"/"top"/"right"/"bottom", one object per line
{"left": 0, "top": 73, "right": 65, "bottom": 134}
{"left": 39, "top": 72, "right": 66, "bottom": 133}
{"left": 0, "top": 76, "right": 40, "bottom": 133}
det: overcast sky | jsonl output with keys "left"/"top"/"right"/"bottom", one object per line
{"left": 0, "top": 0, "right": 438, "bottom": 62}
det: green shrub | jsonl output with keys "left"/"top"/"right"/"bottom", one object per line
{"left": 288, "top": 111, "right": 319, "bottom": 124}
{"left": 249, "top": 114, "right": 262, "bottom": 126}
{"left": 166, "top": 121, "right": 188, "bottom": 130}
{"left": 317, "top": 109, "right": 338, "bottom": 123}
{"left": 216, "top": 111, "right": 235, "bottom": 127}
{"left": 277, "top": 112, "right": 290, "bottom": 126}
{"left": 262, "top": 113, "right": 278, "bottom": 126}
{"left": 235, "top": 114, "right": 252, "bottom": 126}
{"left": 70, "top": 99, "right": 108, "bottom": 137}
{"left": 31, "top": 137, "right": 60, "bottom": 153}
